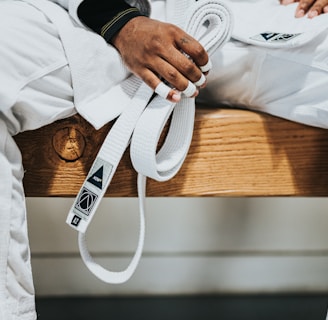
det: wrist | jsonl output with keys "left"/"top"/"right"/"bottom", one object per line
{"left": 101, "top": 8, "right": 145, "bottom": 44}
{"left": 111, "top": 16, "right": 148, "bottom": 51}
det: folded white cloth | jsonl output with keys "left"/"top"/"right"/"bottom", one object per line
{"left": 23, "top": 0, "right": 151, "bottom": 130}
{"left": 131, "top": 0, "right": 232, "bottom": 181}
{"left": 228, "top": 0, "right": 328, "bottom": 48}
{"left": 67, "top": 0, "right": 233, "bottom": 284}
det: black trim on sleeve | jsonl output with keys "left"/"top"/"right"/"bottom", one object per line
{"left": 101, "top": 8, "right": 144, "bottom": 42}
{"left": 78, "top": 1, "right": 144, "bottom": 43}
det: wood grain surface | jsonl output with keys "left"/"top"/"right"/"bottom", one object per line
{"left": 14, "top": 107, "right": 328, "bottom": 197}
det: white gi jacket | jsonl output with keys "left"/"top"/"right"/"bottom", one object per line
{"left": 18, "top": 0, "right": 151, "bottom": 129}
{"left": 20, "top": 0, "right": 209, "bottom": 130}
{"left": 19, "top": 0, "right": 328, "bottom": 129}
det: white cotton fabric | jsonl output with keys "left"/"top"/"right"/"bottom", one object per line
{"left": 0, "top": 1, "right": 69, "bottom": 113}
{"left": 0, "top": 3, "right": 74, "bottom": 319}
{"left": 198, "top": 17, "right": 328, "bottom": 129}
{"left": 160, "top": 0, "right": 328, "bottom": 129}
{"left": 0, "top": 67, "right": 74, "bottom": 320}
{"left": 18, "top": 0, "right": 328, "bottom": 130}
{"left": 1, "top": 0, "right": 328, "bottom": 318}
{"left": 23, "top": 0, "right": 152, "bottom": 129}
{"left": 228, "top": 0, "right": 328, "bottom": 48}
{"left": 0, "top": 118, "right": 36, "bottom": 320}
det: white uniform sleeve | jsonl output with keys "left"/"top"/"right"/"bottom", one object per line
{"left": 47, "top": 0, "right": 151, "bottom": 27}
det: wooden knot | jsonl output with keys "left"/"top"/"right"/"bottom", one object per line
{"left": 53, "top": 127, "right": 86, "bottom": 161}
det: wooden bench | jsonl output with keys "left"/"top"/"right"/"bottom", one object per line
{"left": 14, "top": 107, "right": 328, "bottom": 197}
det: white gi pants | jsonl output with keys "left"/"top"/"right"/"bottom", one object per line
{"left": 198, "top": 32, "right": 328, "bottom": 129}
{"left": 0, "top": 2, "right": 75, "bottom": 319}
{"left": 1, "top": 0, "right": 328, "bottom": 319}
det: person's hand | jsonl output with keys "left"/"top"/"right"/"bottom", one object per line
{"left": 280, "top": 0, "right": 328, "bottom": 18}
{"left": 111, "top": 16, "right": 210, "bottom": 102}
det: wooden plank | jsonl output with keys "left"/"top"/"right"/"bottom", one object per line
{"left": 14, "top": 107, "right": 328, "bottom": 197}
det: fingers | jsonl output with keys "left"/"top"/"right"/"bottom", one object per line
{"left": 295, "top": 0, "right": 328, "bottom": 18}
{"left": 155, "top": 82, "right": 181, "bottom": 102}
{"left": 194, "top": 73, "right": 207, "bottom": 87}
{"left": 160, "top": 48, "right": 204, "bottom": 88}
{"left": 114, "top": 18, "right": 211, "bottom": 102}
{"left": 139, "top": 60, "right": 207, "bottom": 103}
{"left": 280, "top": 0, "right": 297, "bottom": 5}
{"left": 158, "top": 26, "right": 211, "bottom": 88}
{"left": 199, "top": 60, "right": 213, "bottom": 73}
{"left": 279, "top": 0, "right": 328, "bottom": 18}
{"left": 139, "top": 68, "right": 182, "bottom": 102}
{"left": 153, "top": 27, "right": 211, "bottom": 99}
{"left": 175, "top": 32, "right": 209, "bottom": 68}
{"left": 307, "top": 0, "right": 328, "bottom": 17}
{"left": 296, "top": 0, "right": 316, "bottom": 17}
{"left": 160, "top": 49, "right": 208, "bottom": 89}
{"left": 140, "top": 41, "right": 210, "bottom": 102}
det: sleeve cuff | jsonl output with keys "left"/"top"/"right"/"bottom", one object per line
{"left": 100, "top": 7, "right": 144, "bottom": 43}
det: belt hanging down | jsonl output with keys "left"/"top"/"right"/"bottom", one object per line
{"left": 66, "top": 0, "right": 233, "bottom": 284}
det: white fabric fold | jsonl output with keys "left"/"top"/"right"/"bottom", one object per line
{"left": 66, "top": 0, "right": 233, "bottom": 284}
{"left": 23, "top": 0, "right": 151, "bottom": 130}
{"left": 228, "top": 0, "right": 328, "bottom": 48}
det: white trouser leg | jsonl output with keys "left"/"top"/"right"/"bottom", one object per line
{"left": 0, "top": 3, "right": 75, "bottom": 318}
{"left": 199, "top": 31, "right": 328, "bottom": 129}
{"left": 0, "top": 2, "right": 75, "bottom": 315}
{"left": 0, "top": 62, "right": 74, "bottom": 320}
{"left": 0, "top": 119, "right": 36, "bottom": 320}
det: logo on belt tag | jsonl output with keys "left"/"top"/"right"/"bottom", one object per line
{"left": 86, "top": 157, "right": 113, "bottom": 191}
{"left": 251, "top": 32, "right": 301, "bottom": 43}
{"left": 88, "top": 166, "right": 104, "bottom": 189}
{"left": 73, "top": 157, "right": 113, "bottom": 221}
{"left": 71, "top": 215, "right": 82, "bottom": 227}
{"left": 74, "top": 187, "right": 98, "bottom": 216}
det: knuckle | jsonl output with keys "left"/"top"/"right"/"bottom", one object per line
{"left": 312, "top": 5, "right": 321, "bottom": 11}
{"left": 316, "top": 0, "right": 328, "bottom": 9}
{"left": 300, "top": 0, "right": 315, "bottom": 9}
{"left": 166, "top": 69, "right": 179, "bottom": 82}
{"left": 176, "top": 82, "right": 188, "bottom": 92}
{"left": 141, "top": 72, "right": 157, "bottom": 89}
{"left": 150, "top": 39, "right": 163, "bottom": 53}
{"left": 166, "top": 23, "right": 181, "bottom": 35}
{"left": 193, "top": 44, "right": 206, "bottom": 58}
{"left": 184, "top": 61, "right": 196, "bottom": 74}
{"left": 144, "top": 76, "right": 154, "bottom": 87}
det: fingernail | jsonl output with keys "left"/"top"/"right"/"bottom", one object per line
{"left": 192, "top": 90, "right": 199, "bottom": 98}
{"left": 282, "top": 0, "right": 294, "bottom": 5}
{"left": 172, "top": 92, "right": 181, "bottom": 102}
{"left": 295, "top": 9, "right": 305, "bottom": 18}
{"left": 308, "top": 10, "right": 318, "bottom": 18}
{"left": 200, "top": 80, "right": 207, "bottom": 89}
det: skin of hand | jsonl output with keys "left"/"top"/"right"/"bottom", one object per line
{"left": 280, "top": 0, "right": 328, "bottom": 18}
{"left": 111, "top": 16, "right": 209, "bottom": 102}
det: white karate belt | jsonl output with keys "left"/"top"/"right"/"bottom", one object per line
{"left": 66, "top": 0, "right": 233, "bottom": 284}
